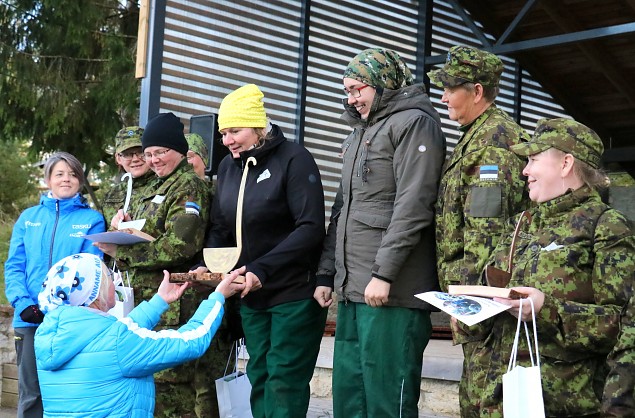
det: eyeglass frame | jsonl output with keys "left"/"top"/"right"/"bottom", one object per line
{"left": 141, "top": 148, "right": 172, "bottom": 161}
{"left": 343, "top": 84, "right": 371, "bottom": 98}
{"left": 117, "top": 149, "right": 144, "bottom": 161}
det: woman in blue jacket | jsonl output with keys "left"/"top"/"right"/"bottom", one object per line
{"left": 35, "top": 253, "right": 239, "bottom": 417}
{"left": 4, "top": 151, "right": 106, "bottom": 418}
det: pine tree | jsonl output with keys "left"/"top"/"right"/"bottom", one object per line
{"left": 0, "top": 0, "right": 141, "bottom": 169}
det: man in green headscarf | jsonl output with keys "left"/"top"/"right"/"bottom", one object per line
{"left": 317, "top": 48, "right": 447, "bottom": 417}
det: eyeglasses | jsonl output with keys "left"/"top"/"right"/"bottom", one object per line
{"left": 142, "top": 148, "right": 172, "bottom": 161}
{"left": 118, "top": 150, "right": 144, "bottom": 161}
{"left": 343, "top": 84, "right": 370, "bottom": 98}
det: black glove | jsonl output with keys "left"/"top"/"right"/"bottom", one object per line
{"left": 20, "top": 305, "right": 44, "bottom": 324}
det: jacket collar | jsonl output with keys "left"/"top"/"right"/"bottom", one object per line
{"left": 40, "top": 193, "right": 88, "bottom": 211}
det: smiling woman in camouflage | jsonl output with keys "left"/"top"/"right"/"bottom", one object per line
{"left": 470, "top": 118, "right": 635, "bottom": 417}
{"left": 101, "top": 126, "right": 155, "bottom": 228}
{"left": 95, "top": 112, "right": 211, "bottom": 417}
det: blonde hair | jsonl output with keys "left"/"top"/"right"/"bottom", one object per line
{"left": 549, "top": 148, "right": 609, "bottom": 191}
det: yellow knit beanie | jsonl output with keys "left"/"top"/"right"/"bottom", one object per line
{"left": 218, "top": 84, "right": 268, "bottom": 131}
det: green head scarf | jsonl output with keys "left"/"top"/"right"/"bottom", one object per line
{"left": 343, "top": 48, "right": 414, "bottom": 90}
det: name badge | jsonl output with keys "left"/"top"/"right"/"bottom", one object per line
{"left": 151, "top": 195, "right": 165, "bottom": 204}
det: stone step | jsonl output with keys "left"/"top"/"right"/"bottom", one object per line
{"left": 0, "top": 363, "right": 17, "bottom": 409}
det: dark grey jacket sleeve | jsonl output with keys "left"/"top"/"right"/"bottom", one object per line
{"left": 315, "top": 184, "right": 343, "bottom": 288}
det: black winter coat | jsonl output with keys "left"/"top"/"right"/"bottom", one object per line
{"left": 209, "top": 125, "right": 325, "bottom": 309}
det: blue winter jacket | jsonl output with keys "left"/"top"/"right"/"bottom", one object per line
{"left": 5, "top": 193, "right": 106, "bottom": 328}
{"left": 35, "top": 292, "right": 226, "bottom": 417}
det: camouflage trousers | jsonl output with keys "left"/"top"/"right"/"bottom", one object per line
{"left": 458, "top": 335, "right": 605, "bottom": 418}
{"left": 134, "top": 286, "right": 238, "bottom": 418}
{"left": 459, "top": 341, "right": 504, "bottom": 418}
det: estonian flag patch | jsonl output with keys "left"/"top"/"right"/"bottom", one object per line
{"left": 479, "top": 165, "right": 499, "bottom": 180}
{"left": 185, "top": 201, "right": 200, "bottom": 216}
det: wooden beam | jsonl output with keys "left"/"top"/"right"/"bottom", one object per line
{"left": 135, "top": 0, "right": 149, "bottom": 79}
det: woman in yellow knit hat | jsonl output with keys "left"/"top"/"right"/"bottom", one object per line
{"left": 193, "top": 83, "right": 328, "bottom": 417}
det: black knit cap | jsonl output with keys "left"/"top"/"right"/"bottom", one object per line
{"left": 141, "top": 112, "right": 188, "bottom": 155}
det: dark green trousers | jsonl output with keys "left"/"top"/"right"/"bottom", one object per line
{"left": 332, "top": 302, "right": 432, "bottom": 418}
{"left": 241, "top": 298, "right": 327, "bottom": 418}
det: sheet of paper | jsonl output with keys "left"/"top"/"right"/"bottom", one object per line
{"left": 415, "top": 291, "right": 512, "bottom": 326}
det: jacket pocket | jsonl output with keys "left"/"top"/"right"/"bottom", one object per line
{"left": 468, "top": 185, "right": 502, "bottom": 218}
{"left": 350, "top": 209, "right": 392, "bottom": 229}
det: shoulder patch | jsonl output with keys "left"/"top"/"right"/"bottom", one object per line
{"left": 479, "top": 165, "right": 499, "bottom": 180}
{"left": 185, "top": 201, "right": 200, "bottom": 216}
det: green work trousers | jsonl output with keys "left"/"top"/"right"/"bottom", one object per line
{"left": 332, "top": 302, "right": 432, "bottom": 418}
{"left": 241, "top": 298, "right": 327, "bottom": 418}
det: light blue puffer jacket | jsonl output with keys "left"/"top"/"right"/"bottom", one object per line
{"left": 35, "top": 292, "right": 225, "bottom": 417}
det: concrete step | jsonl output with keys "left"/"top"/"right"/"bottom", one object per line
{"left": 0, "top": 363, "right": 17, "bottom": 409}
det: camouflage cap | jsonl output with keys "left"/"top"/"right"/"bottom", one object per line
{"left": 343, "top": 48, "right": 414, "bottom": 90}
{"left": 115, "top": 126, "right": 144, "bottom": 153}
{"left": 185, "top": 133, "right": 209, "bottom": 167}
{"left": 511, "top": 118, "right": 603, "bottom": 168}
{"left": 427, "top": 45, "right": 503, "bottom": 88}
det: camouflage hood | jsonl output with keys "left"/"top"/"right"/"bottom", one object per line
{"left": 343, "top": 48, "right": 414, "bottom": 89}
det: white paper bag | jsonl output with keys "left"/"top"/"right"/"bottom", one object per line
{"left": 107, "top": 267, "right": 134, "bottom": 319}
{"left": 503, "top": 298, "right": 545, "bottom": 418}
{"left": 216, "top": 339, "right": 253, "bottom": 418}
{"left": 108, "top": 285, "right": 134, "bottom": 319}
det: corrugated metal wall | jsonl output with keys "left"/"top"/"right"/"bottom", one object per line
{"left": 159, "top": 1, "right": 303, "bottom": 138}
{"left": 150, "top": 0, "right": 569, "bottom": 216}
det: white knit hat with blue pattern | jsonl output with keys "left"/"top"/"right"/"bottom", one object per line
{"left": 38, "top": 253, "right": 105, "bottom": 314}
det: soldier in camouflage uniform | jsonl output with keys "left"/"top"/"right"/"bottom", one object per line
{"left": 101, "top": 126, "right": 155, "bottom": 227}
{"left": 468, "top": 118, "right": 635, "bottom": 417}
{"left": 96, "top": 113, "right": 211, "bottom": 418}
{"left": 184, "top": 132, "right": 240, "bottom": 418}
{"left": 427, "top": 46, "right": 530, "bottom": 415}
{"left": 185, "top": 133, "right": 209, "bottom": 180}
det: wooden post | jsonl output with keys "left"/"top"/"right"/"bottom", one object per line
{"left": 135, "top": 0, "right": 149, "bottom": 79}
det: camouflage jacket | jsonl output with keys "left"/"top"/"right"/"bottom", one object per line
{"left": 101, "top": 170, "right": 155, "bottom": 225}
{"left": 114, "top": 160, "right": 210, "bottom": 290}
{"left": 468, "top": 187, "right": 634, "bottom": 416}
{"left": 435, "top": 104, "right": 529, "bottom": 294}
{"left": 603, "top": 288, "right": 635, "bottom": 416}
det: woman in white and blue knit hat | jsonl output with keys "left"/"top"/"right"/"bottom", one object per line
{"left": 34, "top": 253, "right": 239, "bottom": 417}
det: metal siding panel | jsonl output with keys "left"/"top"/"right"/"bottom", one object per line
{"left": 160, "top": 0, "right": 302, "bottom": 143}
{"left": 154, "top": 0, "right": 571, "bottom": 220}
